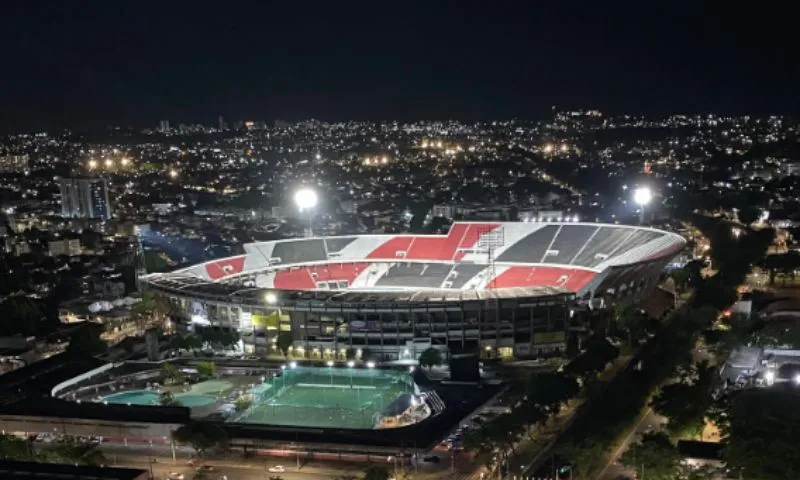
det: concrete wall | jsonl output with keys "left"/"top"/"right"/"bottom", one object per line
{"left": 0, "top": 414, "right": 180, "bottom": 442}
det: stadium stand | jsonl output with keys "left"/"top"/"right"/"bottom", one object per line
{"left": 367, "top": 236, "right": 415, "bottom": 259}
{"left": 274, "top": 268, "right": 316, "bottom": 289}
{"left": 324, "top": 236, "right": 358, "bottom": 255}
{"left": 571, "top": 226, "right": 631, "bottom": 267}
{"left": 271, "top": 239, "right": 327, "bottom": 265}
{"left": 542, "top": 225, "right": 599, "bottom": 264}
{"left": 446, "top": 264, "right": 488, "bottom": 289}
{"left": 307, "top": 262, "right": 369, "bottom": 285}
{"left": 496, "top": 224, "right": 559, "bottom": 263}
{"left": 376, "top": 263, "right": 454, "bottom": 288}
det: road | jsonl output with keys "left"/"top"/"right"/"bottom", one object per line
{"left": 100, "top": 442, "right": 463, "bottom": 480}
{"left": 597, "top": 337, "right": 714, "bottom": 480}
{"left": 597, "top": 408, "right": 666, "bottom": 480}
{"left": 101, "top": 444, "right": 369, "bottom": 480}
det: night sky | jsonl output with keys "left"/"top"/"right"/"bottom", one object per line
{"left": 1, "top": 1, "right": 798, "bottom": 132}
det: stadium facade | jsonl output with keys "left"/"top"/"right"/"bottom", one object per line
{"left": 143, "top": 222, "right": 685, "bottom": 360}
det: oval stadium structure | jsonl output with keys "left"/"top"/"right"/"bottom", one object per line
{"left": 143, "top": 222, "right": 685, "bottom": 360}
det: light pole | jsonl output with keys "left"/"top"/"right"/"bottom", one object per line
{"left": 633, "top": 187, "right": 652, "bottom": 225}
{"left": 294, "top": 187, "right": 318, "bottom": 238}
{"left": 367, "top": 361, "right": 375, "bottom": 387}
{"left": 326, "top": 360, "right": 334, "bottom": 385}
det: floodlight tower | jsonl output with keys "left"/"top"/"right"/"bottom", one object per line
{"left": 294, "top": 187, "right": 318, "bottom": 238}
{"left": 633, "top": 187, "right": 653, "bottom": 225}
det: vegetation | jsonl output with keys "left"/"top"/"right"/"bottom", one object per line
{"left": 417, "top": 347, "right": 443, "bottom": 369}
{"left": 722, "top": 388, "right": 800, "bottom": 479}
{"left": 362, "top": 465, "right": 392, "bottom": 480}
{"left": 159, "top": 390, "right": 179, "bottom": 407}
{"left": 619, "top": 432, "right": 682, "bottom": 480}
{"left": 172, "top": 421, "right": 228, "bottom": 456}
{"left": 560, "top": 216, "right": 773, "bottom": 477}
{"left": 276, "top": 331, "right": 294, "bottom": 357}
{"left": 65, "top": 324, "right": 107, "bottom": 356}
{"left": 161, "top": 363, "right": 185, "bottom": 385}
{"left": 195, "top": 360, "right": 216, "bottom": 379}
{"left": 0, "top": 434, "right": 105, "bottom": 466}
{"left": 234, "top": 397, "right": 252, "bottom": 413}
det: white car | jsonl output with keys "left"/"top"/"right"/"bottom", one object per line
{"left": 167, "top": 473, "right": 184, "bottom": 480}
{"left": 268, "top": 465, "right": 286, "bottom": 473}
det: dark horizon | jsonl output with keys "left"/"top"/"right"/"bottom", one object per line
{"left": 1, "top": 1, "right": 798, "bottom": 133}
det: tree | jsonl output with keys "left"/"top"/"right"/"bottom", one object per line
{"left": 172, "top": 421, "right": 228, "bottom": 456}
{"left": 47, "top": 437, "right": 106, "bottom": 466}
{"left": 362, "top": 465, "right": 391, "bottom": 480}
{"left": 159, "top": 390, "right": 179, "bottom": 407}
{"left": 562, "top": 440, "right": 606, "bottom": 480}
{"left": 234, "top": 397, "right": 252, "bottom": 413}
{"left": 565, "top": 335, "right": 618, "bottom": 378}
{"left": 619, "top": 432, "right": 681, "bottom": 480}
{"left": 196, "top": 361, "right": 216, "bottom": 379}
{"left": 276, "top": 331, "right": 293, "bottom": 358}
{"left": 161, "top": 363, "right": 185, "bottom": 385}
{"left": 736, "top": 205, "right": 761, "bottom": 225}
{"left": 650, "top": 361, "right": 715, "bottom": 438}
{"left": 418, "top": 348, "right": 442, "bottom": 369}
{"left": 723, "top": 388, "right": 800, "bottom": 479}
{"left": 526, "top": 372, "right": 579, "bottom": 414}
{"left": 66, "top": 325, "right": 107, "bottom": 356}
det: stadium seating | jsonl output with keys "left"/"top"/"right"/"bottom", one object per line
{"left": 271, "top": 239, "right": 327, "bottom": 265}
{"left": 324, "top": 236, "right": 358, "bottom": 255}
{"left": 446, "top": 264, "right": 488, "bottom": 289}
{"left": 496, "top": 225, "right": 559, "bottom": 263}
{"left": 375, "top": 263, "right": 454, "bottom": 289}
{"left": 367, "top": 236, "right": 415, "bottom": 259}
{"left": 160, "top": 222, "right": 684, "bottom": 295}
{"left": 307, "top": 262, "right": 369, "bottom": 284}
{"left": 570, "top": 226, "right": 631, "bottom": 267}
{"left": 542, "top": 225, "right": 599, "bottom": 264}
{"left": 274, "top": 268, "right": 316, "bottom": 289}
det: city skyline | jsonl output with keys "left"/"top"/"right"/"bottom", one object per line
{"left": 1, "top": 2, "right": 799, "bottom": 133}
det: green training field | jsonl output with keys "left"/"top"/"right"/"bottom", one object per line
{"left": 230, "top": 366, "right": 414, "bottom": 429}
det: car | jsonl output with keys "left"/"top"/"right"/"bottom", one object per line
{"left": 167, "top": 473, "right": 184, "bottom": 480}
{"left": 423, "top": 455, "right": 440, "bottom": 463}
{"left": 268, "top": 465, "right": 286, "bottom": 473}
{"left": 196, "top": 465, "right": 214, "bottom": 472}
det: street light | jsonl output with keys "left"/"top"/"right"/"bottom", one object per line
{"left": 633, "top": 187, "right": 652, "bottom": 225}
{"left": 326, "top": 360, "right": 334, "bottom": 385}
{"left": 347, "top": 360, "right": 355, "bottom": 388}
{"left": 294, "top": 187, "right": 318, "bottom": 238}
{"left": 366, "top": 361, "right": 375, "bottom": 386}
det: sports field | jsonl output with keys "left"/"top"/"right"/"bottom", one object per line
{"left": 231, "top": 366, "right": 415, "bottom": 429}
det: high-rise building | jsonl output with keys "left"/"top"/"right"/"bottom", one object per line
{"left": 159, "top": 119, "right": 170, "bottom": 133}
{"left": 218, "top": 115, "right": 226, "bottom": 131}
{"left": 59, "top": 178, "right": 112, "bottom": 220}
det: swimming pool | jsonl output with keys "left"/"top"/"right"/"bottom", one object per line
{"left": 101, "top": 390, "right": 216, "bottom": 407}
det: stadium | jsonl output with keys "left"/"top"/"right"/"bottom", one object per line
{"left": 143, "top": 222, "right": 685, "bottom": 360}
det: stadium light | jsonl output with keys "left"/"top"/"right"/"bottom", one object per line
{"left": 633, "top": 187, "right": 652, "bottom": 225}
{"left": 265, "top": 292, "right": 278, "bottom": 305}
{"left": 326, "top": 360, "right": 334, "bottom": 367}
{"left": 367, "top": 361, "right": 376, "bottom": 369}
{"left": 294, "top": 187, "right": 318, "bottom": 237}
{"left": 347, "top": 360, "right": 355, "bottom": 368}
{"left": 289, "top": 361, "right": 297, "bottom": 369}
